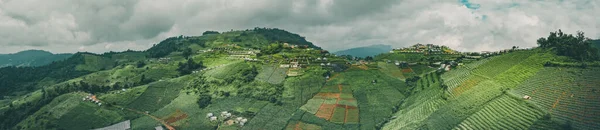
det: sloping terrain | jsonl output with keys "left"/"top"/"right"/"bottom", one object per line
{"left": 0, "top": 50, "right": 72, "bottom": 68}
{"left": 1, "top": 29, "right": 599, "bottom": 130}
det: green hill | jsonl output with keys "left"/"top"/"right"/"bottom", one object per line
{"left": 1, "top": 29, "right": 599, "bottom": 130}
{"left": 0, "top": 50, "right": 72, "bottom": 68}
{"left": 333, "top": 44, "right": 392, "bottom": 58}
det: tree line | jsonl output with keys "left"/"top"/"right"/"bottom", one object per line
{"left": 537, "top": 30, "right": 600, "bottom": 61}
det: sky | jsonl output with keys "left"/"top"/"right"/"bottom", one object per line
{"left": 0, "top": 0, "right": 598, "bottom": 54}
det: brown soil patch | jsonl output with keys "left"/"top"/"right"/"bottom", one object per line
{"left": 357, "top": 65, "right": 369, "bottom": 70}
{"left": 163, "top": 110, "right": 189, "bottom": 124}
{"left": 451, "top": 78, "right": 482, "bottom": 96}
{"left": 315, "top": 104, "right": 336, "bottom": 120}
{"left": 401, "top": 68, "right": 413, "bottom": 73}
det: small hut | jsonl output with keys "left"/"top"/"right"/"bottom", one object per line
{"left": 523, "top": 95, "right": 531, "bottom": 100}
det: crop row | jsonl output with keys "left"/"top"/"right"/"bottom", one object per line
{"left": 493, "top": 53, "right": 553, "bottom": 88}
{"left": 453, "top": 95, "right": 543, "bottom": 130}
{"left": 512, "top": 67, "right": 600, "bottom": 129}
{"left": 473, "top": 51, "right": 534, "bottom": 78}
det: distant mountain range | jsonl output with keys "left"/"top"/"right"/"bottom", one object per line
{"left": 333, "top": 44, "right": 392, "bottom": 58}
{"left": 0, "top": 50, "right": 72, "bottom": 68}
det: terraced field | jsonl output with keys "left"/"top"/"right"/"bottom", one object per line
{"left": 255, "top": 65, "right": 287, "bottom": 84}
{"left": 473, "top": 51, "right": 534, "bottom": 78}
{"left": 377, "top": 62, "right": 405, "bottom": 80}
{"left": 383, "top": 71, "right": 445, "bottom": 130}
{"left": 453, "top": 95, "right": 545, "bottom": 130}
{"left": 512, "top": 67, "right": 600, "bottom": 129}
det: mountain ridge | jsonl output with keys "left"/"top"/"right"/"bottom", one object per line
{"left": 333, "top": 44, "right": 392, "bottom": 58}
{"left": 0, "top": 50, "right": 72, "bottom": 68}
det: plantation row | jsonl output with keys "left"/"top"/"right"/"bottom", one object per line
{"left": 384, "top": 98, "right": 446, "bottom": 130}
{"left": 421, "top": 80, "right": 506, "bottom": 130}
{"left": 461, "top": 56, "right": 497, "bottom": 70}
{"left": 384, "top": 71, "right": 446, "bottom": 130}
{"left": 453, "top": 95, "right": 544, "bottom": 130}
{"left": 512, "top": 67, "right": 600, "bottom": 129}
{"left": 493, "top": 52, "right": 553, "bottom": 88}
{"left": 473, "top": 51, "right": 534, "bottom": 78}
{"left": 243, "top": 104, "right": 295, "bottom": 130}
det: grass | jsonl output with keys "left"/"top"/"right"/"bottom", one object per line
{"left": 255, "top": 65, "right": 287, "bottom": 84}
{"left": 300, "top": 99, "right": 324, "bottom": 114}
{"left": 56, "top": 102, "right": 126, "bottom": 130}
{"left": 99, "top": 85, "right": 148, "bottom": 106}
{"left": 126, "top": 81, "right": 184, "bottom": 112}
{"left": 330, "top": 106, "right": 346, "bottom": 123}
{"left": 346, "top": 109, "right": 360, "bottom": 124}
{"left": 377, "top": 62, "right": 406, "bottom": 80}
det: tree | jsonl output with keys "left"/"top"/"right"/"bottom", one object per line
{"left": 136, "top": 61, "right": 146, "bottom": 68}
{"left": 182, "top": 48, "right": 193, "bottom": 59}
{"left": 537, "top": 30, "right": 600, "bottom": 61}
{"left": 202, "top": 31, "right": 219, "bottom": 35}
{"left": 365, "top": 56, "right": 374, "bottom": 61}
{"left": 177, "top": 58, "right": 204, "bottom": 75}
{"left": 197, "top": 94, "right": 212, "bottom": 108}
{"left": 261, "top": 43, "right": 283, "bottom": 55}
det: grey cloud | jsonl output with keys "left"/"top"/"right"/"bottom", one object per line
{"left": 0, "top": 0, "right": 598, "bottom": 53}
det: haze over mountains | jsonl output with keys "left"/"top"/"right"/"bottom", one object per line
{"left": 0, "top": 50, "right": 72, "bottom": 68}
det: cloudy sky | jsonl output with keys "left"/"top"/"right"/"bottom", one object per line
{"left": 0, "top": 0, "right": 598, "bottom": 54}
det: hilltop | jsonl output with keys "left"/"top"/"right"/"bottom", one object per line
{"left": 0, "top": 50, "right": 72, "bottom": 68}
{"left": 0, "top": 29, "right": 599, "bottom": 130}
{"left": 333, "top": 44, "right": 392, "bottom": 58}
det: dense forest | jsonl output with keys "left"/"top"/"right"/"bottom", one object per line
{"left": 0, "top": 54, "right": 89, "bottom": 96}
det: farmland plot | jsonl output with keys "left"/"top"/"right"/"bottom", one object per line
{"left": 512, "top": 67, "right": 600, "bottom": 129}
{"left": 453, "top": 95, "right": 544, "bottom": 130}
{"left": 126, "top": 81, "right": 183, "bottom": 112}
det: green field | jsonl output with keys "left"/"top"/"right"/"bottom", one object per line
{"left": 255, "top": 65, "right": 287, "bottom": 84}
{"left": 126, "top": 81, "right": 184, "bottom": 112}
{"left": 512, "top": 67, "right": 600, "bottom": 129}
{"left": 453, "top": 95, "right": 545, "bottom": 130}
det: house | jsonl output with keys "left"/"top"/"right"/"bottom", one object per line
{"left": 155, "top": 126, "right": 164, "bottom": 130}
{"left": 320, "top": 63, "right": 325, "bottom": 66}
{"left": 210, "top": 116, "right": 218, "bottom": 121}
{"left": 94, "top": 120, "right": 131, "bottom": 130}
{"left": 236, "top": 117, "right": 243, "bottom": 123}
{"left": 523, "top": 95, "right": 531, "bottom": 100}
{"left": 290, "top": 62, "right": 300, "bottom": 68}
{"left": 280, "top": 64, "right": 290, "bottom": 68}
{"left": 240, "top": 118, "right": 248, "bottom": 126}
{"left": 207, "top": 113, "right": 214, "bottom": 118}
